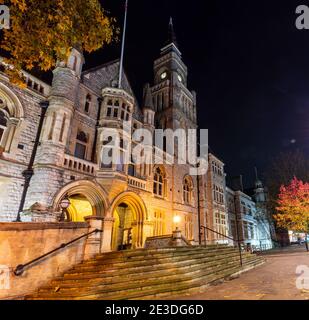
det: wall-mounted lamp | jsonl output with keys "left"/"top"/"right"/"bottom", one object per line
{"left": 59, "top": 196, "right": 70, "bottom": 222}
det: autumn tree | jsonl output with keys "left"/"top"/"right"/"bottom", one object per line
{"left": 265, "top": 151, "right": 309, "bottom": 207}
{"left": 0, "top": 0, "right": 117, "bottom": 85}
{"left": 274, "top": 177, "right": 309, "bottom": 233}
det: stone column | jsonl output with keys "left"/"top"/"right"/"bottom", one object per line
{"left": 101, "top": 217, "right": 115, "bottom": 252}
{"left": 84, "top": 216, "right": 103, "bottom": 260}
{"left": 3, "top": 118, "right": 19, "bottom": 153}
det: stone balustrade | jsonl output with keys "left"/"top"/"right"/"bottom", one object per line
{"left": 63, "top": 154, "right": 98, "bottom": 175}
{"left": 128, "top": 176, "right": 147, "bottom": 190}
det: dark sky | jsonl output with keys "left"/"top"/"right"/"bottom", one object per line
{"left": 90, "top": 1, "right": 308, "bottom": 187}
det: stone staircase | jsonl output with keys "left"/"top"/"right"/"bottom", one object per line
{"left": 25, "top": 245, "right": 264, "bottom": 300}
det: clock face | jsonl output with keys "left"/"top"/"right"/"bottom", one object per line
{"left": 160, "top": 72, "right": 167, "bottom": 80}
{"left": 177, "top": 74, "right": 183, "bottom": 82}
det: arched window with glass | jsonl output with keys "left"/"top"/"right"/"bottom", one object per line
{"left": 153, "top": 166, "right": 165, "bottom": 197}
{"left": 183, "top": 176, "right": 192, "bottom": 205}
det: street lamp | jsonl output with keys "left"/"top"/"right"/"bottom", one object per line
{"left": 173, "top": 215, "right": 181, "bottom": 230}
{"left": 59, "top": 197, "right": 70, "bottom": 222}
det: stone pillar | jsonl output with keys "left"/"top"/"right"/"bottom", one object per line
{"left": 84, "top": 216, "right": 103, "bottom": 260}
{"left": 101, "top": 217, "right": 114, "bottom": 252}
{"left": 172, "top": 227, "right": 183, "bottom": 247}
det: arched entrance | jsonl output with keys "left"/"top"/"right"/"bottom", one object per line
{"left": 111, "top": 192, "right": 148, "bottom": 251}
{"left": 112, "top": 203, "right": 134, "bottom": 250}
{"left": 66, "top": 194, "right": 93, "bottom": 222}
{"left": 53, "top": 180, "right": 108, "bottom": 222}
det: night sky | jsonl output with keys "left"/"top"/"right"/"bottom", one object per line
{"left": 62, "top": 1, "right": 309, "bottom": 187}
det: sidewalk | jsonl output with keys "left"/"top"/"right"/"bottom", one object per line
{"left": 171, "top": 245, "right": 309, "bottom": 300}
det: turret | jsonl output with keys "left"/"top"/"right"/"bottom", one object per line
{"left": 25, "top": 48, "right": 84, "bottom": 213}
{"left": 37, "top": 48, "right": 84, "bottom": 165}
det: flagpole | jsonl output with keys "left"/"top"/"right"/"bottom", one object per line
{"left": 118, "top": 0, "right": 128, "bottom": 89}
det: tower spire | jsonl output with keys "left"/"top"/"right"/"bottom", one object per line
{"left": 167, "top": 17, "right": 178, "bottom": 47}
{"left": 118, "top": 0, "right": 129, "bottom": 89}
{"left": 254, "top": 166, "right": 259, "bottom": 180}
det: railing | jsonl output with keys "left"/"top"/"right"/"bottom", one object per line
{"left": 128, "top": 176, "right": 147, "bottom": 190}
{"left": 14, "top": 229, "right": 102, "bottom": 276}
{"left": 200, "top": 225, "right": 244, "bottom": 266}
{"left": 63, "top": 154, "right": 98, "bottom": 175}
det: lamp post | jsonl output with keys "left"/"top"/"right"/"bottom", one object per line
{"left": 59, "top": 197, "right": 70, "bottom": 222}
{"left": 173, "top": 215, "right": 181, "bottom": 230}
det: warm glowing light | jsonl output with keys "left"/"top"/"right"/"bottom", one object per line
{"left": 173, "top": 215, "right": 181, "bottom": 224}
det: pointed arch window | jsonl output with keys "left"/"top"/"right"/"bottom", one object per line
{"left": 153, "top": 167, "right": 165, "bottom": 197}
{"left": 183, "top": 176, "right": 193, "bottom": 205}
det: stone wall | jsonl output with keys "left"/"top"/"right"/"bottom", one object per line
{"left": 0, "top": 222, "right": 89, "bottom": 299}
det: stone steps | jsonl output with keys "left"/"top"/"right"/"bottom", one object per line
{"left": 68, "top": 247, "right": 242, "bottom": 272}
{"left": 49, "top": 252, "right": 247, "bottom": 286}
{"left": 38, "top": 256, "right": 261, "bottom": 297}
{"left": 25, "top": 246, "right": 264, "bottom": 300}
{"left": 41, "top": 254, "right": 251, "bottom": 291}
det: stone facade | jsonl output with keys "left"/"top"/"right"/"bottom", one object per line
{"left": 0, "top": 22, "right": 273, "bottom": 252}
{"left": 226, "top": 183, "right": 273, "bottom": 250}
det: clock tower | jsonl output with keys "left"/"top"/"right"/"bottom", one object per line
{"left": 151, "top": 18, "right": 197, "bottom": 131}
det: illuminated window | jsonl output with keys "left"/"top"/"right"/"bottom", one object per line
{"left": 153, "top": 167, "right": 165, "bottom": 197}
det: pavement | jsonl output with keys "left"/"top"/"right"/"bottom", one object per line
{"left": 172, "top": 245, "right": 309, "bottom": 300}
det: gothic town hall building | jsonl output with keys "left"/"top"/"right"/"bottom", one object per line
{"left": 0, "top": 21, "right": 273, "bottom": 252}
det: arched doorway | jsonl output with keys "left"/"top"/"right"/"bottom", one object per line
{"left": 112, "top": 203, "right": 134, "bottom": 250}
{"left": 53, "top": 180, "right": 108, "bottom": 221}
{"left": 66, "top": 194, "right": 93, "bottom": 222}
{"left": 111, "top": 192, "right": 148, "bottom": 251}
